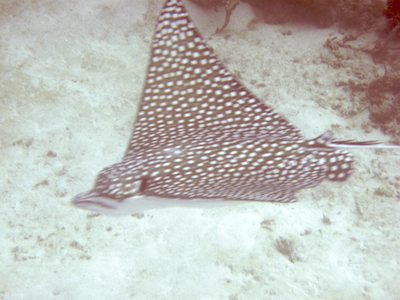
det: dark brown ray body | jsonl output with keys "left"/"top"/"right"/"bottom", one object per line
{"left": 73, "top": 0, "right": 364, "bottom": 211}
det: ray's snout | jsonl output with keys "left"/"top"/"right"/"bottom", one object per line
{"left": 71, "top": 191, "right": 117, "bottom": 211}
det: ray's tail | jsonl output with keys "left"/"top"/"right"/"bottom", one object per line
{"left": 306, "top": 131, "right": 399, "bottom": 182}
{"left": 328, "top": 139, "right": 400, "bottom": 149}
{"left": 310, "top": 130, "right": 400, "bottom": 150}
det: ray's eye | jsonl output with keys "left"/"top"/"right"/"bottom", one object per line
{"left": 138, "top": 177, "right": 149, "bottom": 193}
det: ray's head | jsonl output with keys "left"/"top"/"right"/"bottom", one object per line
{"left": 72, "top": 161, "right": 147, "bottom": 213}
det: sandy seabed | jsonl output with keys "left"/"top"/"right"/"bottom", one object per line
{"left": 1, "top": 0, "right": 399, "bottom": 299}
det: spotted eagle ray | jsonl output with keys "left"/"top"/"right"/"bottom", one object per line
{"left": 72, "top": 0, "right": 394, "bottom": 214}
